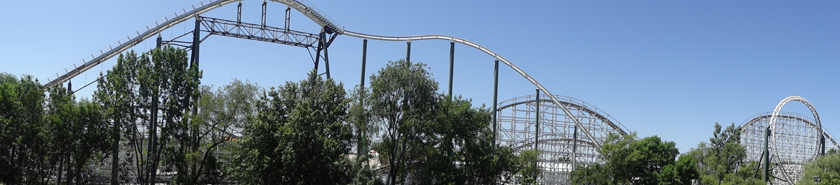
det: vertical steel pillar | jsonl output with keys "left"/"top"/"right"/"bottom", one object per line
{"left": 237, "top": 2, "right": 242, "bottom": 24}
{"left": 156, "top": 35, "right": 162, "bottom": 49}
{"left": 534, "top": 89, "right": 540, "bottom": 183}
{"left": 284, "top": 6, "right": 291, "bottom": 31}
{"left": 572, "top": 124, "right": 578, "bottom": 171}
{"left": 67, "top": 81, "right": 72, "bottom": 94}
{"left": 314, "top": 32, "right": 325, "bottom": 73}
{"left": 821, "top": 136, "right": 826, "bottom": 156}
{"left": 448, "top": 42, "right": 455, "bottom": 99}
{"left": 261, "top": 1, "right": 267, "bottom": 27}
{"left": 111, "top": 121, "right": 120, "bottom": 185}
{"left": 191, "top": 17, "right": 201, "bottom": 67}
{"left": 764, "top": 127, "right": 770, "bottom": 182}
{"left": 535, "top": 89, "right": 540, "bottom": 152}
{"left": 324, "top": 35, "right": 331, "bottom": 79}
{"left": 406, "top": 42, "right": 411, "bottom": 62}
{"left": 492, "top": 60, "right": 499, "bottom": 150}
{"left": 359, "top": 39, "right": 368, "bottom": 157}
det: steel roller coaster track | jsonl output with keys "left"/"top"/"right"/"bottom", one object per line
{"left": 42, "top": 0, "right": 606, "bottom": 148}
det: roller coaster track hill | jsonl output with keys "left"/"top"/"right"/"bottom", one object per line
{"left": 42, "top": 0, "right": 614, "bottom": 148}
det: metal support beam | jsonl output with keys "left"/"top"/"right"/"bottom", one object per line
{"left": 156, "top": 35, "right": 162, "bottom": 48}
{"left": 111, "top": 120, "right": 119, "bottom": 185}
{"left": 314, "top": 32, "right": 324, "bottom": 72}
{"left": 764, "top": 127, "right": 770, "bottom": 182}
{"left": 324, "top": 36, "right": 331, "bottom": 79}
{"left": 572, "top": 123, "right": 578, "bottom": 171}
{"left": 448, "top": 42, "right": 455, "bottom": 99}
{"left": 492, "top": 60, "right": 499, "bottom": 150}
{"left": 535, "top": 89, "right": 540, "bottom": 152}
{"left": 236, "top": 2, "right": 242, "bottom": 24}
{"left": 359, "top": 39, "right": 368, "bottom": 157}
{"left": 284, "top": 6, "right": 291, "bottom": 31}
{"left": 261, "top": 1, "right": 267, "bottom": 27}
{"left": 191, "top": 17, "right": 201, "bottom": 67}
{"left": 199, "top": 16, "right": 319, "bottom": 48}
{"left": 821, "top": 136, "right": 825, "bottom": 156}
{"left": 406, "top": 42, "right": 411, "bottom": 62}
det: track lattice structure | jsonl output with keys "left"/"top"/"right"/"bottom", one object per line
{"left": 496, "top": 94, "right": 630, "bottom": 184}
{"left": 43, "top": 0, "right": 608, "bottom": 152}
{"left": 740, "top": 96, "right": 839, "bottom": 185}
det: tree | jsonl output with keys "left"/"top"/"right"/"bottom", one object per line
{"left": 570, "top": 132, "right": 693, "bottom": 185}
{"left": 95, "top": 46, "right": 199, "bottom": 184}
{"left": 0, "top": 73, "right": 47, "bottom": 184}
{"left": 685, "top": 122, "right": 761, "bottom": 185}
{"left": 175, "top": 79, "right": 259, "bottom": 184}
{"left": 232, "top": 70, "right": 354, "bottom": 184}
{"left": 363, "top": 60, "right": 522, "bottom": 184}
{"left": 368, "top": 59, "right": 439, "bottom": 185}
{"left": 46, "top": 86, "right": 111, "bottom": 184}
{"left": 517, "top": 149, "right": 541, "bottom": 185}
{"left": 409, "top": 96, "right": 521, "bottom": 184}
{"left": 798, "top": 153, "right": 840, "bottom": 185}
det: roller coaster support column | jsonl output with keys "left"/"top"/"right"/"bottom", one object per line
{"left": 156, "top": 35, "right": 162, "bottom": 48}
{"left": 323, "top": 34, "right": 331, "bottom": 79}
{"left": 492, "top": 60, "right": 499, "bottom": 150}
{"left": 535, "top": 89, "right": 540, "bottom": 152}
{"left": 406, "top": 42, "right": 411, "bottom": 62}
{"left": 764, "top": 127, "right": 770, "bottom": 182}
{"left": 359, "top": 39, "right": 367, "bottom": 157}
{"left": 448, "top": 42, "right": 455, "bottom": 99}
{"left": 314, "top": 32, "right": 324, "bottom": 74}
{"left": 821, "top": 136, "right": 825, "bottom": 156}
{"left": 572, "top": 120, "right": 578, "bottom": 171}
{"left": 191, "top": 17, "right": 201, "bottom": 67}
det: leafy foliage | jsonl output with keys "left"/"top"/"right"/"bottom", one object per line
{"left": 95, "top": 47, "right": 200, "bottom": 184}
{"left": 0, "top": 73, "right": 113, "bottom": 184}
{"left": 570, "top": 132, "right": 696, "bottom": 185}
{"left": 517, "top": 149, "right": 541, "bottom": 185}
{"left": 0, "top": 73, "right": 47, "bottom": 184}
{"left": 367, "top": 60, "right": 521, "bottom": 185}
{"left": 174, "top": 79, "right": 260, "bottom": 184}
{"left": 368, "top": 59, "right": 439, "bottom": 185}
{"left": 685, "top": 122, "right": 761, "bottom": 185}
{"left": 798, "top": 153, "right": 840, "bottom": 185}
{"left": 232, "top": 70, "right": 354, "bottom": 184}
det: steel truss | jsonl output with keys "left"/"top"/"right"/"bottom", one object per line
{"left": 199, "top": 16, "right": 319, "bottom": 48}
{"left": 496, "top": 94, "right": 631, "bottom": 185}
{"left": 741, "top": 112, "right": 840, "bottom": 185}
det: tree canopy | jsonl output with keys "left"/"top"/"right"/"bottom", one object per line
{"left": 571, "top": 132, "right": 698, "bottom": 185}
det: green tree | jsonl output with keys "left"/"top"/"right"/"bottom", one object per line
{"left": 517, "top": 149, "right": 541, "bottom": 185}
{"left": 46, "top": 86, "right": 111, "bottom": 184}
{"left": 368, "top": 59, "right": 438, "bottom": 185}
{"left": 408, "top": 96, "right": 521, "bottom": 184}
{"left": 175, "top": 79, "right": 259, "bottom": 184}
{"left": 95, "top": 47, "right": 199, "bottom": 184}
{"left": 798, "top": 153, "right": 840, "bottom": 185}
{"left": 686, "top": 122, "right": 760, "bottom": 185}
{"left": 232, "top": 70, "right": 354, "bottom": 184}
{"left": 0, "top": 73, "right": 47, "bottom": 184}
{"left": 570, "top": 132, "right": 692, "bottom": 185}
{"left": 348, "top": 86, "right": 383, "bottom": 185}
{"left": 365, "top": 60, "right": 524, "bottom": 185}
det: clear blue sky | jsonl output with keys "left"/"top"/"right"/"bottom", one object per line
{"left": 2, "top": 0, "right": 839, "bottom": 153}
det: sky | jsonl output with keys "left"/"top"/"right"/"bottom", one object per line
{"left": 1, "top": 0, "right": 839, "bottom": 153}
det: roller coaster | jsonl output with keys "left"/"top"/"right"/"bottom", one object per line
{"left": 39, "top": 1, "right": 835, "bottom": 184}
{"left": 740, "top": 96, "right": 839, "bottom": 185}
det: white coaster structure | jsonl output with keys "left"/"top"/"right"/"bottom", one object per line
{"left": 496, "top": 94, "right": 631, "bottom": 184}
{"left": 740, "top": 96, "right": 839, "bottom": 185}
